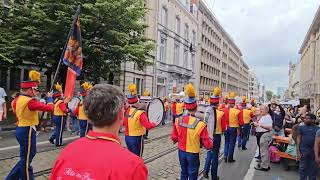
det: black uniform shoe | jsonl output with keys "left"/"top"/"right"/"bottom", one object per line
{"left": 224, "top": 157, "right": 228, "bottom": 163}
{"left": 254, "top": 166, "right": 270, "bottom": 171}
{"left": 203, "top": 171, "right": 209, "bottom": 178}
{"left": 212, "top": 177, "right": 220, "bottom": 180}
{"left": 242, "top": 147, "right": 247, "bottom": 150}
{"left": 228, "top": 159, "right": 236, "bottom": 163}
{"left": 49, "top": 138, "right": 54, "bottom": 144}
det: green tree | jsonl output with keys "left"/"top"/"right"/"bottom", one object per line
{"left": 266, "top": 90, "right": 273, "bottom": 101}
{"left": 0, "top": 0, "right": 154, "bottom": 83}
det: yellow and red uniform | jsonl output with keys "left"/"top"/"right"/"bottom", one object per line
{"left": 50, "top": 98, "right": 69, "bottom": 146}
{"left": 215, "top": 109, "right": 227, "bottom": 134}
{"left": 242, "top": 109, "right": 254, "bottom": 124}
{"left": 171, "top": 115, "right": 213, "bottom": 153}
{"left": 164, "top": 101, "right": 169, "bottom": 112}
{"left": 123, "top": 107, "right": 155, "bottom": 136}
{"left": 223, "top": 107, "right": 244, "bottom": 128}
{"left": 73, "top": 101, "right": 88, "bottom": 120}
{"left": 74, "top": 100, "right": 91, "bottom": 137}
{"left": 50, "top": 131, "right": 148, "bottom": 180}
{"left": 14, "top": 95, "right": 54, "bottom": 127}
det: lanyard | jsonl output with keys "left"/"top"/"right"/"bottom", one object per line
{"left": 86, "top": 135, "right": 121, "bottom": 145}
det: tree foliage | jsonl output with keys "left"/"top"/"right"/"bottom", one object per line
{"left": 266, "top": 90, "right": 274, "bottom": 101}
{"left": 0, "top": 0, "right": 154, "bottom": 82}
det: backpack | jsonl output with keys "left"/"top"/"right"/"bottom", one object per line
{"left": 269, "top": 146, "right": 281, "bottom": 163}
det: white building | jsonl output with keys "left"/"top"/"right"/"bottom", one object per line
{"left": 288, "top": 61, "right": 300, "bottom": 99}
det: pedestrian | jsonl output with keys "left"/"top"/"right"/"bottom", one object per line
{"left": 253, "top": 107, "right": 262, "bottom": 159}
{"left": 6, "top": 70, "right": 54, "bottom": 180}
{"left": 0, "top": 86, "right": 7, "bottom": 139}
{"left": 253, "top": 105, "right": 273, "bottom": 171}
{"left": 314, "top": 128, "right": 320, "bottom": 166}
{"left": 123, "top": 84, "right": 156, "bottom": 157}
{"left": 172, "top": 84, "right": 213, "bottom": 180}
{"left": 269, "top": 103, "right": 285, "bottom": 136}
{"left": 162, "top": 96, "right": 169, "bottom": 125}
{"left": 296, "top": 113, "right": 320, "bottom": 180}
{"left": 73, "top": 82, "right": 93, "bottom": 137}
{"left": 223, "top": 91, "right": 243, "bottom": 163}
{"left": 203, "top": 87, "right": 226, "bottom": 180}
{"left": 50, "top": 84, "right": 148, "bottom": 180}
{"left": 49, "top": 83, "right": 70, "bottom": 147}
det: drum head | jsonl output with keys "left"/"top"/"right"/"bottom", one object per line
{"left": 68, "top": 97, "right": 80, "bottom": 112}
{"left": 147, "top": 98, "right": 164, "bottom": 126}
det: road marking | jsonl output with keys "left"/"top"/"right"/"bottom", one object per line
{"left": 0, "top": 136, "right": 78, "bottom": 151}
{"left": 243, "top": 150, "right": 256, "bottom": 180}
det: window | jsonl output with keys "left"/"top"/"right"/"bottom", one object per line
{"left": 159, "top": 35, "right": 167, "bottom": 62}
{"left": 175, "top": 16, "right": 181, "bottom": 33}
{"left": 134, "top": 78, "right": 144, "bottom": 95}
{"left": 184, "top": 48, "right": 188, "bottom": 68}
{"left": 192, "top": 31, "right": 196, "bottom": 45}
{"left": 184, "top": 24, "right": 189, "bottom": 40}
{"left": 174, "top": 41, "right": 180, "bottom": 65}
{"left": 191, "top": 53, "right": 195, "bottom": 72}
{"left": 161, "top": 7, "right": 168, "bottom": 27}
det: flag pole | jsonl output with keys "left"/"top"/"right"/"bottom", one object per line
{"left": 50, "top": 5, "right": 81, "bottom": 91}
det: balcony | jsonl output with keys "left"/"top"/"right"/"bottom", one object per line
{"left": 168, "top": 64, "right": 193, "bottom": 77}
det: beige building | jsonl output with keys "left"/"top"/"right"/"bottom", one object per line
{"left": 288, "top": 61, "right": 300, "bottom": 99}
{"left": 298, "top": 5, "right": 320, "bottom": 112}
{"left": 155, "top": 0, "right": 198, "bottom": 97}
{"left": 248, "top": 71, "right": 259, "bottom": 101}
{"left": 195, "top": 0, "right": 249, "bottom": 97}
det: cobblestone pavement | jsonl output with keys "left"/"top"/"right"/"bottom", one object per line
{"left": 0, "top": 124, "right": 174, "bottom": 179}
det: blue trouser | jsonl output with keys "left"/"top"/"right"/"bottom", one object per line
{"left": 299, "top": 152, "right": 317, "bottom": 180}
{"left": 7, "top": 127, "right": 36, "bottom": 180}
{"left": 125, "top": 135, "right": 144, "bottom": 157}
{"left": 241, "top": 124, "right": 250, "bottom": 149}
{"left": 79, "top": 120, "right": 92, "bottom": 138}
{"left": 178, "top": 150, "right": 200, "bottom": 180}
{"left": 49, "top": 115, "right": 66, "bottom": 146}
{"left": 224, "top": 127, "right": 237, "bottom": 160}
{"left": 71, "top": 116, "right": 79, "bottom": 132}
{"left": 204, "top": 135, "right": 221, "bottom": 180}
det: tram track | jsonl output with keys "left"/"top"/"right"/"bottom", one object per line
{"left": 0, "top": 124, "right": 173, "bottom": 162}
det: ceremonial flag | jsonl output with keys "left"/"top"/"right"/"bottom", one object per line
{"left": 63, "top": 17, "right": 83, "bottom": 76}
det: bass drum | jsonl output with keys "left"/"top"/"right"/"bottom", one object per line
{"left": 68, "top": 97, "right": 80, "bottom": 112}
{"left": 147, "top": 98, "right": 165, "bottom": 127}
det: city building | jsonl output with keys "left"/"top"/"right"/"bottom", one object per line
{"left": 195, "top": 0, "right": 249, "bottom": 97}
{"left": 258, "top": 83, "right": 266, "bottom": 103}
{"left": 288, "top": 61, "right": 300, "bottom": 99}
{"left": 248, "top": 71, "right": 259, "bottom": 101}
{"left": 276, "top": 87, "right": 286, "bottom": 98}
{"left": 298, "top": 5, "right": 320, "bottom": 112}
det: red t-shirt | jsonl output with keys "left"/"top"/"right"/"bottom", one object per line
{"left": 50, "top": 131, "right": 148, "bottom": 180}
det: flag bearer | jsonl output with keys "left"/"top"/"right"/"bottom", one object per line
{"left": 204, "top": 87, "right": 226, "bottom": 180}
{"left": 49, "top": 83, "right": 70, "bottom": 146}
{"left": 123, "top": 84, "right": 156, "bottom": 157}
{"left": 7, "top": 70, "right": 54, "bottom": 180}
{"left": 73, "top": 82, "right": 93, "bottom": 137}
{"left": 223, "top": 92, "right": 243, "bottom": 163}
{"left": 172, "top": 84, "right": 213, "bottom": 180}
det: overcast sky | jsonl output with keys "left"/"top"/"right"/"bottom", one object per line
{"left": 203, "top": 0, "right": 320, "bottom": 92}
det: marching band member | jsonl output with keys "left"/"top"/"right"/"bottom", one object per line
{"left": 171, "top": 95, "right": 185, "bottom": 124}
{"left": 223, "top": 92, "right": 244, "bottom": 163}
{"left": 203, "top": 87, "right": 227, "bottom": 180}
{"left": 123, "top": 84, "right": 156, "bottom": 157}
{"left": 142, "top": 89, "right": 151, "bottom": 139}
{"left": 49, "top": 83, "right": 70, "bottom": 146}
{"left": 7, "top": 70, "right": 54, "bottom": 180}
{"left": 172, "top": 84, "right": 213, "bottom": 180}
{"left": 250, "top": 97, "right": 256, "bottom": 112}
{"left": 163, "top": 97, "right": 169, "bottom": 125}
{"left": 237, "top": 96, "right": 248, "bottom": 148}
{"left": 240, "top": 104, "right": 254, "bottom": 150}
{"left": 73, "top": 82, "right": 93, "bottom": 137}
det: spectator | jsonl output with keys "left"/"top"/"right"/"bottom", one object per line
{"left": 253, "top": 105, "right": 273, "bottom": 171}
{"left": 50, "top": 84, "right": 148, "bottom": 180}
{"left": 285, "top": 125, "right": 298, "bottom": 158}
{"left": 315, "top": 129, "right": 320, "bottom": 166}
{"left": 38, "top": 93, "right": 48, "bottom": 133}
{"left": 284, "top": 113, "right": 295, "bottom": 130}
{"left": 296, "top": 105, "right": 308, "bottom": 125}
{"left": 269, "top": 104, "right": 285, "bottom": 136}
{"left": 296, "top": 113, "right": 319, "bottom": 180}
{"left": 253, "top": 107, "right": 262, "bottom": 158}
{"left": 0, "top": 86, "right": 7, "bottom": 139}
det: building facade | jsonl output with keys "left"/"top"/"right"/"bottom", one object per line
{"left": 195, "top": 0, "right": 249, "bottom": 97}
{"left": 298, "top": 5, "right": 320, "bottom": 112}
{"left": 288, "top": 61, "right": 300, "bottom": 99}
{"left": 248, "top": 71, "right": 259, "bottom": 101}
